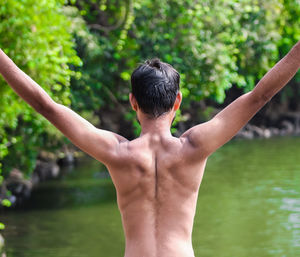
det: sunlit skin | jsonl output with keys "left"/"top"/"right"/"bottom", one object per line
{"left": 0, "top": 41, "right": 299, "bottom": 257}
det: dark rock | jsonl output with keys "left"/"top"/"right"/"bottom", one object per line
{"left": 3, "top": 169, "right": 32, "bottom": 206}
{"left": 34, "top": 160, "right": 60, "bottom": 181}
{"left": 235, "top": 122, "right": 296, "bottom": 140}
{"left": 236, "top": 129, "right": 254, "bottom": 139}
{"left": 280, "top": 120, "right": 294, "bottom": 135}
{"left": 270, "top": 127, "right": 280, "bottom": 136}
{"left": 31, "top": 171, "right": 40, "bottom": 186}
{"left": 57, "top": 152, "right": 76, "bottom": 166}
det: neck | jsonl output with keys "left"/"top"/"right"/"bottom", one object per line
{"left": 139, "top": 113, "right": 173, "bottom": 137}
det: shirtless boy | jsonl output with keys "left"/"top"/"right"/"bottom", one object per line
{"left": 0, "top": 41, "right": 299, "bottom": 257}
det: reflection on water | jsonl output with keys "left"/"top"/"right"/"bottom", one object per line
{"left": 281, "top": 197, "right": 300, "bottom": 247}
{"left": 1, "top": 137, "right": 300, "bottom": 257}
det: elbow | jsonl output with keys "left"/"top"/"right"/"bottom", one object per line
{"left": 249, "top": 90, "right": 272, "bottom": 107}
{"left": 261, "top": 91, "right": 273, "bottom": 103}
{"left": 34, "top": 99, "right": 56, "bottom": 117}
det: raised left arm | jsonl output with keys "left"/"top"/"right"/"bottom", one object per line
{"left": 0, "top": 49, "right": 127, "bottom": 165}
{"left": 181, "top": 41, "right": 300, "bottom": 158}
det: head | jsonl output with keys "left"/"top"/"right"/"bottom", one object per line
{"left": 130, "top": 58, "right": 182, "bottom": 121}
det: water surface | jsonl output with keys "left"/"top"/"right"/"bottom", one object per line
{"left": 1, "top": 137, "right": 300, "bottom": 257}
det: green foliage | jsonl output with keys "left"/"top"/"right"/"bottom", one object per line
{"left": 276, "top": 0, "right": 300, "bottom": 101}
{"left": 1, "top": 199, "right": 11, "bottom": 208}
{"left": 70, "top": 0, "right": 299, "bottom": 126}
{"left": 70, "top": 0, "right": 136, "bottom": 112}
{"left": 0, "top": 0, "right": 81, "bottom": 176}
{"left": 132, "top": 0, "right": 283, "bottom": 102}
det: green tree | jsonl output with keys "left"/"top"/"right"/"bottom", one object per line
{"left": 0, "top": 0, "right": 82, "bottom": 176}
{"left": 70, "top": 0, "right": 299, "bottom": 134}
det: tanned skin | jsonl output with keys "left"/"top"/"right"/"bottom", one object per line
{"left": 0, "top": 41, "right": 299, "bottom": 257}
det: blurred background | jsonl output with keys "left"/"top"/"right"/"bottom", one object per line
{"left": 0, "top": 0, "right": 299, "bottom": 256}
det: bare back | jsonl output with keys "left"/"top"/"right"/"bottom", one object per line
{"left": 106, "top": 134, "right": 207, "bottom": 257}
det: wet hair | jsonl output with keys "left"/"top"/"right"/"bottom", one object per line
{"left": 131, "top": 58, "right": 180, "bottom": 118}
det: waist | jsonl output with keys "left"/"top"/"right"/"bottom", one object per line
{"left": 124, "top": 237, "right": 194, "bottom": 257}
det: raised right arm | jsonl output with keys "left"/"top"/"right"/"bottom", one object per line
{"left": 181, "top": 41, "right": 300, "bottom": 157}
{"left": 0, "top": 49, "right": 127, "bottom": 165}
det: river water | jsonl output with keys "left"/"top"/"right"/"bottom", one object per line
{"left": 1, "top": 137, "right": 300, "bottom": 257}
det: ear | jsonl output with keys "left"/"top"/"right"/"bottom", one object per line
{"left": 173, "top": 91, "right": 182, "bottom": 111}
{"left": 129, "top": 93, "right": 138, "bottom": 111}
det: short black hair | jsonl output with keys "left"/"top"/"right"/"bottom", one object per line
{"left": 131, "top": 58, "right": 180, "bottom": 118}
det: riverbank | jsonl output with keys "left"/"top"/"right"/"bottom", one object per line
{"left": 0, "top": 148, "right": 82, "bottom": 209}
{"left": 236, "top": 112, "right": 300, "bottom": 139}
{"left": 177, "top": 109, "right": 300, "bottom": 140}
